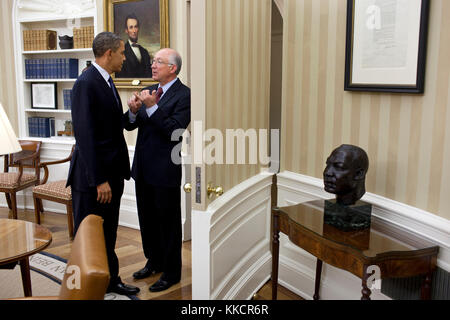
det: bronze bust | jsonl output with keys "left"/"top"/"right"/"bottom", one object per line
{"left": 323, "top": 144, "right": 369, "bottom": 206}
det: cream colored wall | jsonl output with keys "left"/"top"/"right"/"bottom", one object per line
{"left": 281, "top": 0, "right": 450, "bottom": 220}
{"left": 0, "top": 0, "right": 18, "bottom": 133}
{"left": 205, "top": 0, "right": 272, "bottom": 195}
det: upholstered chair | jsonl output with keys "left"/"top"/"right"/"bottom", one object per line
{"left": 33, "top": 145, "right": 74, "bottom": 239}
{"left": 0, "top": 140, "right": 41, "bottom": 220}
{"left": 9, "top": 214, "right": 110, "bottom": 300}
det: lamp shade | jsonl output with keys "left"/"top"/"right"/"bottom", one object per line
{"left": 0, "top": 103, "right": 22, "bottom": 155}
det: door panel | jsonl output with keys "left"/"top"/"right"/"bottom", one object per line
{"left": 190, "top": 0, "right": 272, "bottom": 299}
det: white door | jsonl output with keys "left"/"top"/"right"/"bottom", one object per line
{"left": 188, "top": 0, "right": 274, "bottom": 299}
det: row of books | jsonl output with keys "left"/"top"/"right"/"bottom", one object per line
{"left": 25, "top": 58, "right": 79, "bottom": 79}
{"left": 23, "top": 29, "right": 57, "bottom": 51}
{"left": 63, "top": 89, "right": 72, "bottom": 110}
{"left": 74, "top": 26, "right": 95, "bottom": 49}
{"left": 28, "top": 117, "right": 55, "bottom": 138}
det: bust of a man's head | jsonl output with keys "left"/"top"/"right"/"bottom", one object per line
{"left": 323, "top": 144, "right": 369, "bottom": 206}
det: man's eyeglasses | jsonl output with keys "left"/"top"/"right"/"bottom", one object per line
{"left": 151, "top": 59, "right": 173, "bottom": 66}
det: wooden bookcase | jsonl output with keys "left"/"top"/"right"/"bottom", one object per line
{"left": 13, "top": 2, "right": 97, "bottom": 144}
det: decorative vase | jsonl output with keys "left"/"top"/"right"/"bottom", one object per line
{"left": 58, "top": 35, "right": 73, "bottom": 49}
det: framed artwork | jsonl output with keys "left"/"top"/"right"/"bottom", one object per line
{"left": 31, "top": 83, "right": 57, "bottom": 109}
{"left": 104, "top": 0, "right": 169, "bottom": 88}
{"left": 344, "top": 0, "right": 430, "bottom": 93}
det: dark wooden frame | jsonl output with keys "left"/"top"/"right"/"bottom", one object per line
{"left": 344, "top": 0, "right": 430, "bottom": 93}
{"left": 31, "top": 82, "right": 58, "bottom": 109}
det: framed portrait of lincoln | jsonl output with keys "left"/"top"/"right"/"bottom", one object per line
{"left": 104, "top": 0, "right": 169, "bottom": 88}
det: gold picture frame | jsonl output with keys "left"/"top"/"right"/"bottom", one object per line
{"left": 104, "top": 0, "right": 169, "bottom": 89}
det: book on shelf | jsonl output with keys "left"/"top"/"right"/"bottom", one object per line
{"left": 25, "top": 58, "right": 79, "bottom": 79}
{"left": 63, "top": 89, "right": 72, "bottom": 110}
{"left": 23, "top": 29, "right": 57, "bottom": 51}
{"left": 28, "top": 117, "right": 56, "bottom": 138}
{"left": 73, "top": 26, "right": 94, "bottom": 49}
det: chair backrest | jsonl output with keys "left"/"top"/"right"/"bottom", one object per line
{"left": 4, "top": 140, "right": 41, "bottom": 173}
{"left": 58, "top": 215, "right": 110, "bottom": 300}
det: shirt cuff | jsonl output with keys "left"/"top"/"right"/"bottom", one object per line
{"left": 146, "top": 105, "right": 159, "bottom": 118}
{"left": 128, "top": 111, "right": 137, "bottom": 123}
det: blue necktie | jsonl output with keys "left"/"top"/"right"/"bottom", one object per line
{"left": 108, "top": 77, "right": 120, "bottom": 107}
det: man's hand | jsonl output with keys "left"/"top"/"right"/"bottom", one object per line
{"left": 127, "top": 92, "right": 142, "bottom": 114}
{"left": 97, "top": 182, "right": 112, "bottom": 204}
{"left": 136, "top": 89, "right": 158, "bottom": 108}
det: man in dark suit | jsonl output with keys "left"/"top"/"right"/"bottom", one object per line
{"left": 115, "top": 14, "right": 152, "bottom": 78}
{"left": 125, "top": 48, "right": 190, "bottom": 292}
{"left": 67, "top": 31, "right": 139, "bottom": 296}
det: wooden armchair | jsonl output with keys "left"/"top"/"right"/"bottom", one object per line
{"left": 33, "top": 145, "right": 74, "bottom": 239}
{"left": 0, "top": 140, "right": 41, "bottom": 220}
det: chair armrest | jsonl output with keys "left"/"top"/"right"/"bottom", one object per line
{"left": 12, "top": 150, "right": 40, "bottom": 165}
{"left": 39, "top": 155, "right": 72, "bottom": 168}
{"left": 38, "top": 148, "right": 73, "bottom": 184}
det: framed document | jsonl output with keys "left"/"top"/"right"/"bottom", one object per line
{"left": 345, "top": 0, "right": 430, "bottom": 93}
{"left": 31, "top": 82, "right": 57, "bottom": 109}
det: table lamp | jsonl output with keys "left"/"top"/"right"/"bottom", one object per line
{"left": 0, "top": 102, "right": 22, "bottom": 155}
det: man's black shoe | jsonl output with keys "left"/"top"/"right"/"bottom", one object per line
{"left": 149, "top": 278, "right": 180, "bottom": 292}
{"left": 133, "top": 266, "right": 162, "bottom": 279}
{"left": 107, "top": 281, "right": 140, "bottom": 296}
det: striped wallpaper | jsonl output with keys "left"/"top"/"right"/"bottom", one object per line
{"left": 204, "top": 0, "right": 272, "bottom": 202}
{"left": 0, "top": 0, "right": 18, "bottom": 133}
{"left": 281, "top": 0, "right": 450, "bottom": 220}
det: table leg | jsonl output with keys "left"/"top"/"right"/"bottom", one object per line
{"left": 19, "top": 258, "right": 32, "bottom": 297}
{"left": 361, "top": 265, "right": 371, "bottom": 300}
{"left": 420, "top": 273, "right": 432, "bottom": 300}
{"left": 271, "top": 210, "right": 280, "bottom": 300}
{"left": 313, "top": 259, "right": 323, "bottom": 300}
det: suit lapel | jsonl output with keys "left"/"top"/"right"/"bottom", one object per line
{"left": 158, "top": 79, "right": 181, "bottom": 107}
{"left": 90, "top": 67, "right": 122, "bottom": 113}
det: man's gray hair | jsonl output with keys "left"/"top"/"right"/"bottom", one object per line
{"left": 92, "top": 32, "right": 123, "bottom": 58}
{"left": 168, "top": 50, "right": 182, "bottom": 75}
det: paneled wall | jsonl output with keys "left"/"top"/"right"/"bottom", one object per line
{"left": 205, "top": 0, "right": 272, "bottom": 194}
{"left": 0, "top": 0, "right": 18, "bottom": 132}
{"left": 281, "top": 0, "right": 450, "bottom": 220}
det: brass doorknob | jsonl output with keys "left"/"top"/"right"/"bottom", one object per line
{"left": 183, "top": 183, "right": 192, "bottom": 193}
{"left": 207, "top": 183, "right": 224, "bottom": 198}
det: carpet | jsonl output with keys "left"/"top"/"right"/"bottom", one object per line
{"left": 0, "top": 252, "right": 138, "bottom": 300}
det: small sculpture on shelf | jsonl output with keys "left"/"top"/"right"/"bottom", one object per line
{"left": 323, "top": 144, "right": 371, "bottom": 231}
{"left": 58, "top": 35, "right": 73, "bottom": 49}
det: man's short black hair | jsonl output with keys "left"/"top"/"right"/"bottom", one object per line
{"left": 125, "top": 13, "right": 140, "bottom": 29}
{"left": 92, "top": 32, "right": 123, "bottom": 58}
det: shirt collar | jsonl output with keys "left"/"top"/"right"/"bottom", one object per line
{"left": 159, "top": 77, "right": 178, "bottom": 95}
{"left": 92, "top": 61, "right": 111, "bottom": 86}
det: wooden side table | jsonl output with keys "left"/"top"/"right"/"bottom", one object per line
{"left": 271, "top": 200, "right": 439, "bottom": 300}
{"left": 0, "top": 219, "right": 52, "bottom": 297}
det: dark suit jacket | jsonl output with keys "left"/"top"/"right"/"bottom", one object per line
{"left": 125, "top": 79, "right": 190, "bottom": 187}
{"left": 67, "top": 66, "right": 130, "bottom": 191}
{"left": 115, "top": 42, "right": 152, "bottom": 78}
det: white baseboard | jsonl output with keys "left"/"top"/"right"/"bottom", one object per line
{"left": 276, "top": 170, "right": 450, "bottom": 300}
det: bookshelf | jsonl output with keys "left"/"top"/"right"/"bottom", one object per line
{"left": 13, "top": 1, "right": 97, "bottom": 143}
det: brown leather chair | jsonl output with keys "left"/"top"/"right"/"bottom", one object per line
{"left": 0, "top": 140, "right": 41, "bottom": 220}
{"left": 10, "top": 214, "right": 110, "bottom": 300}
{"left": 58, "top": 214, "right": 110, "bottom": 300}
{"left": 33, "top": 145, "right": 74, "bottom": 239}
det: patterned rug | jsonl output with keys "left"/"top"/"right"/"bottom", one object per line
{"left": 0, "top": 252, "right": 138, "bottom": 300}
